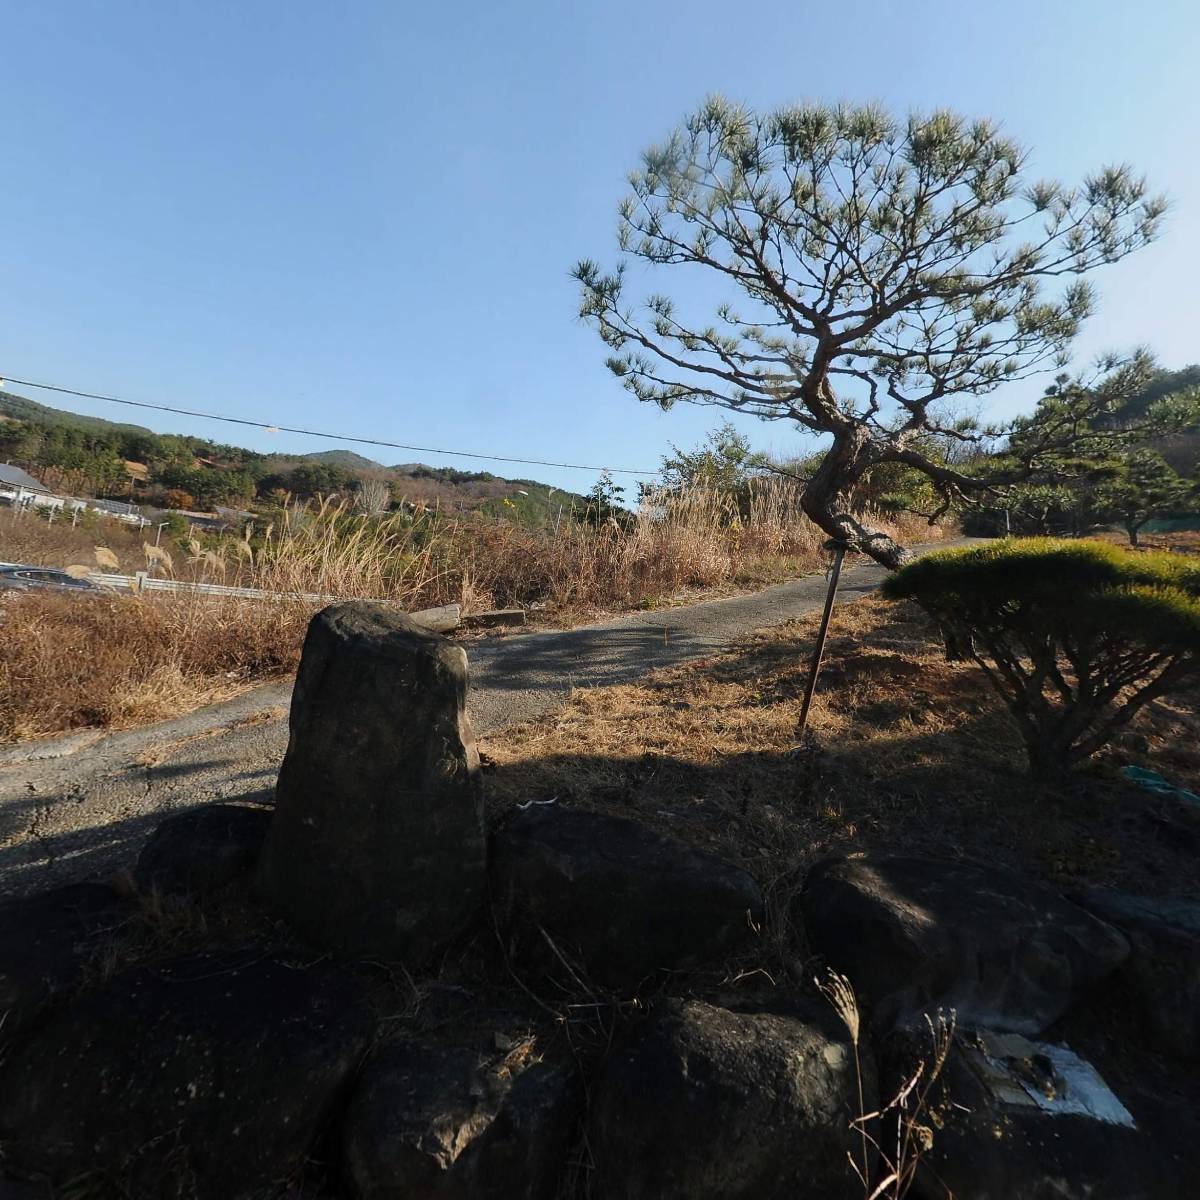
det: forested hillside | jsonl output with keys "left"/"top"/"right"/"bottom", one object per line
{"left": 0, "top": 391, "right": 586, "bottom": 522}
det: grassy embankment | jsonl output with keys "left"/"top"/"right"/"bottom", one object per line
{"left": 485, "top": 589, "right": 1200, "bottom": 924}
{"left": 0, "top": 484, "right": 940, "bottom": 742}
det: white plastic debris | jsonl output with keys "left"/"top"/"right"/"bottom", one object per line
{"left": 961, "top": 1030, "right": 1136, "bottom": 1128}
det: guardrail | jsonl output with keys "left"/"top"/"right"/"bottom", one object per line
{"left": 0, "top": 561, "right": 338, "bottom": 603}
{"left": 0, "top": 561, "right": 508, "bottom": 635}
{"left": 91, "top": 572, "right": 339, "bottom": 603}
{"left": 0, "top": 565, "right": 463, "bottom": 631}
{"left": 78, "top": 572, "right": 465, "bottom": 631}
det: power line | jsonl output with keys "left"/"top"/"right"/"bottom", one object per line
{"left": 0, "top": 375, "right": 661, "bottom": 478}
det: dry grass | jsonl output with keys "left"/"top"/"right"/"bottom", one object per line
{"left": 0, "top": 485, "right": 947, "bottom": 743}
{"left": 0, "top": 590, "right": 305, "bottom": 742}
{"left": 482, "top": 592, "right": 1200, "bottom": 966}
{"left": 1093, "top": 528, "right": 1200, "bottom": 556}
{"left": 0, "top": 505, "right": 150, "bottom": 574}
{"left": 4, "top": 485, "right": 942, "bottom": 613}
{"left": 448, "top": 484, "right": 937, "bottom": 614}
{"left": 227, "top": 484, "right": 940, "bottom": 616}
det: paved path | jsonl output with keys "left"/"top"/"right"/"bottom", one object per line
{"left": 0, "top": 541, "right": 974, "bottom": 896}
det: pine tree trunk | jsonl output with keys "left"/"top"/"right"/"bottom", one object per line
{"left": 800, "top": 430, "right": 912, "bottom": 570}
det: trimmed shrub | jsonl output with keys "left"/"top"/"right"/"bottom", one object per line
{"left": 882, "top": 539, "right": 1200, "bottom": 777}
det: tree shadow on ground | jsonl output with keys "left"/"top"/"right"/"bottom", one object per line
{"left": 0, "top": 752, "right": 275, "bottom": 899}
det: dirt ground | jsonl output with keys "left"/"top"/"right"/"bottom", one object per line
{"left": 483, "top": 592, "right": 1200, "bottom": 928}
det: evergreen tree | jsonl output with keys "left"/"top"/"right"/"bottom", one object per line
{"left": 575, "top": 98, "right": 1165, "bottom": 566}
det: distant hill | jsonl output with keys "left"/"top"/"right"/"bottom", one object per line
{"left": 0, "top": 390, "right": 152, "bottom": 436}
{"left": 293, "top": 449, "right": 388, "bottom": 471}
{"left": 0, "top": 389, "right": 590, "bottom": 522}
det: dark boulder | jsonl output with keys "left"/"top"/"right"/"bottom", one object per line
{"left": 343, "top": 1040, "right": 577, "bottom": 1200}
{"left": 800, "top": 856, "right": 1129, "bottom": 1034}
{"left": 1077, "top": 889, "right": 1200, "bottom": 1058}
{"left": 0, "top": 882, "right": 122, "bottom": 1035}
{"left": 885, "top": 1025, "right": 1189, "bottom": 1199}
{"left": 0, "top": 1180, "right": 49, "bottom": 1198}
{"left": 134, "top": 803, "right": 272, "bottom": 896}
{"left": 589, "top": 998, "right": 869, "bottom": 1200}
{"left": 258, "top": 602, "right": 486, "bottom": 962}
{"left": 491, "top": 808, "right": 763, "bottom": 987}
{"left": 0, "top": 951, "right": 373, "bottom": 1199}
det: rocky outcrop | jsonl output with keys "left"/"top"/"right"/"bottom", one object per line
{"left": 1078, "top": 889, "right": 1200, "bottom": 1058}
{"left": 343, "top": 1041, "right": 577, "bottom": 1199}
{"left": 258, "top": 602, "right": 486, "bottom": 962}
{"left": 801, "top": 856, "right": 1130, "bottom": 1033}
{"left": 0, "top": 951, "right": 373, "bottom": 1199}
{"left": 884, "top": 1025, "right": 1189, "bottom": 1199}
{"left": 590, "top": 999, "right": 869, "bottom": 1200}
{"left": 491, "top": 808, "right": 763, "bottom": 987}
{"left": 135, "top": 803, "right": 272, "bottom": 896}
{"left": 5, "top": 597, "right": 1194, "bottom": 1198}
{"left": 0, "top": 881, "right": 122, "bottom": 1035}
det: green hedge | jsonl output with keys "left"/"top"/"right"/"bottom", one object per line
{"left": 883, "top": 539, "right": 1200, "bottom": 651}
{"left": 882, "top": 539, "right": 1200, "bottom": 776}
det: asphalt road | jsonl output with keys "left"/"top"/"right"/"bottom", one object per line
{"left": 0, "top": 542, "right": 973, "bottom": 896}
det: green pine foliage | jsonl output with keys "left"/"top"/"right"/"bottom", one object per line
{"left": 965, "top": 363, "right": 1200, "bottom": 539}
{"left": 575, "top": 97, "right": 1166, "bottom": 566}
{"left": 882, "top": 539, "right": 1200, "bottom": 777}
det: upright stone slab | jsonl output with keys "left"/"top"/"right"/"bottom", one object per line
{"left": 258, "top": 602, "right": 485, "bottom": 961}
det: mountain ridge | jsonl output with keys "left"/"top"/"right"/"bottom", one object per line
{"left": 0, "top": 389, "right": 591, "bottom": 520}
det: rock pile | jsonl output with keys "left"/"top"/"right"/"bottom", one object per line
{"left": 343, "top": 1041, "right": 578, "bottom": 1200}
{"left": 0, "top": 600, "right": 1194, "bottom": 1198}
{"left": 0, "top": 953, "right": 373, "bottom": 1199}
{"left": 590, "top": 998, "right": 869, "bottom": 1200}
{"left": 491, "top": 806, "right": 763, "bottom": 987}
{"left": 800, "top": 855, "right": 1131, "bottom": 1034}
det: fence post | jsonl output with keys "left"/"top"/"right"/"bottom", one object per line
{"left": 134, "top": 571, "right": 148, "bottom": 594}
{"left": 796, "top": 540, "right": 848, "bottom": 741}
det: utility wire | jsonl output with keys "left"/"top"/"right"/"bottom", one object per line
{"left": 0, "top": 375, "right": 661, "bottom": 478}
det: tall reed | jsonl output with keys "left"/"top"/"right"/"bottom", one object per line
{"left": 0, "top": 483, "right": 945, "bottom": 741}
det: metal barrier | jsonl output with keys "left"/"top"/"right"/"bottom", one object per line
{"left": 0, "top": 561, "right": 310, "bottom": 600}
{"left": 89, "top": 571, "right": 337, "bottom": 603}
{"left": 0, "top": 564, "right": 460, "bottom": 629}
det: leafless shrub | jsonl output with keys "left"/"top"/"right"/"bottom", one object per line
{"left": 818, "top": 970, "right": 955, "bottom": 1200}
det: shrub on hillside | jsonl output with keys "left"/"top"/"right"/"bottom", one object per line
{"left": 882, "top": 539, "right": 1200, "bottom": 778}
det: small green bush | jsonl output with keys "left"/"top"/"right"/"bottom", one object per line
{"left": 882, "top": 539, "right": 1200, "bottom": 778}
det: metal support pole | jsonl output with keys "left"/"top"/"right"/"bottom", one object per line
{"left": 796, "top": 540, "right": 848, "bottom": 740}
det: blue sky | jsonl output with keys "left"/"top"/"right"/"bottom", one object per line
{"left": 3, "top": 0, "right": 1198, "bottom": 492}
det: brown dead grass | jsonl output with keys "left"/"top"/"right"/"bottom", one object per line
{"left": 0, "top": 491, "right": 948, "bottom": 744}
{"left": 2, "top": 485, "right": 944, "bottom": 617}
{"left": 482, "top": 593, "right": 1200, "bottom": 971}
{"left": 1093, "top": 528, "right": 1200, "bottom": 556}
{"left": 0, "top": 590, "right": 305, "bottom": 742}
{"left": 0, "top": 505, "right": 150, "bottom": 575}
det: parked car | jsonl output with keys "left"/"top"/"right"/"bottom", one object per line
{"left": 0, "top": 565, "right": 101, "bottom": 594}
